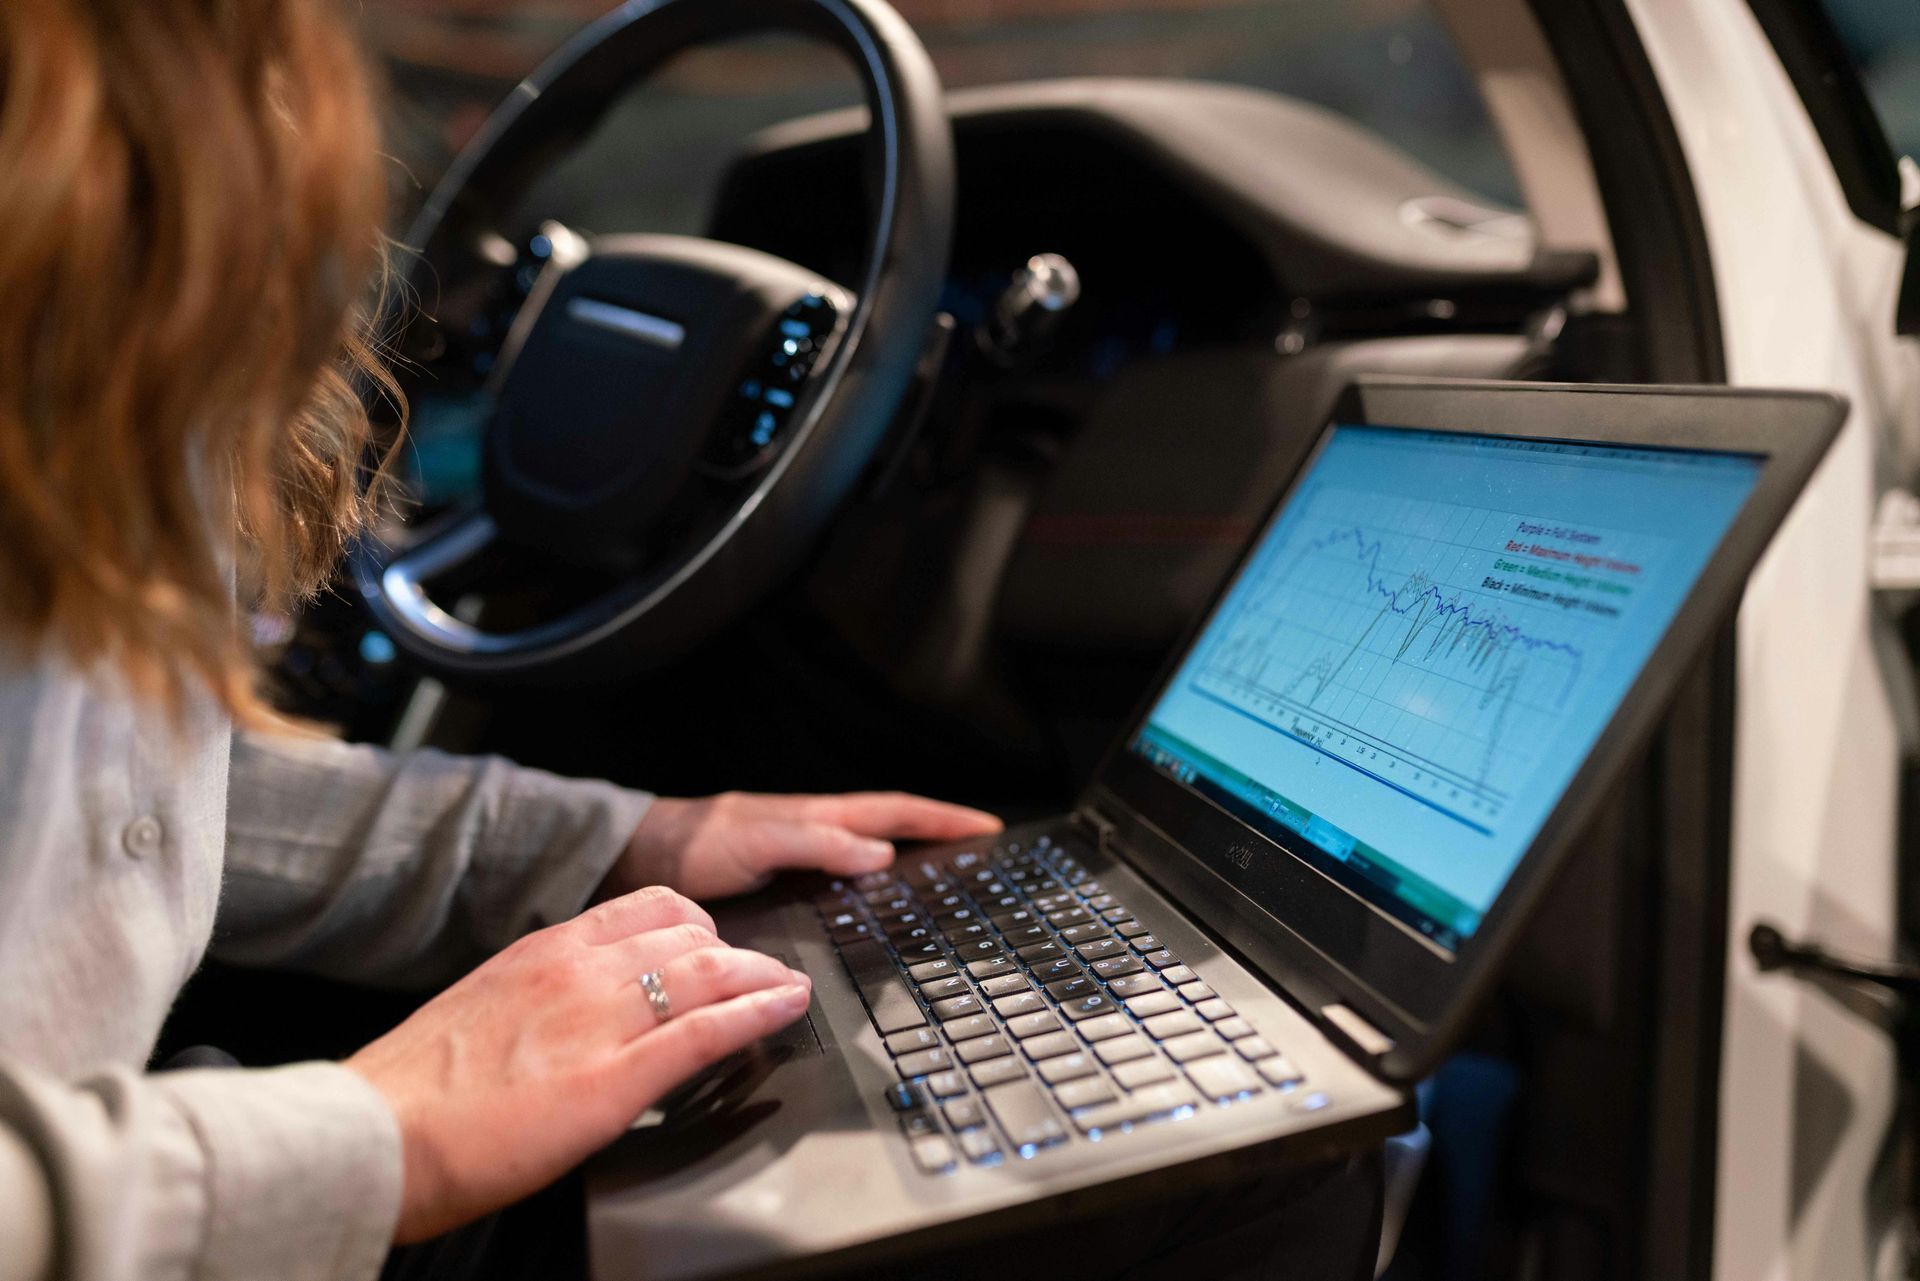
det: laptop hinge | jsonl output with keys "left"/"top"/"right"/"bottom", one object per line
{"left": 1321, "top": 1003, "right": 1396, "bottom": 1061}
{"left": 1072, "top": 805, "right": 1120, "bottom": 856}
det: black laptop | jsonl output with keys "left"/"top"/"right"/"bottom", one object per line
{"left": 586, "top": 378, "right": 1843, "bottom": 1280}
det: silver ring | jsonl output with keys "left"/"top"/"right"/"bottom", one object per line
{"left": 638, "top": 970, "right": 673, "bottom": 1024}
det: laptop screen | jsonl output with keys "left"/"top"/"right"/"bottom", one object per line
{"left": 1130, "top": 425, "right": 1764, "bottom": 952}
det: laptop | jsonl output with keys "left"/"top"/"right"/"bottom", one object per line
{"left": 586, "top": 378, "right": 1843, "bottom": 1280}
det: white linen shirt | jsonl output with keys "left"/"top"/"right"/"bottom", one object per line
{"left": 0, "top": 651, "right": 652, "bottom": 1281}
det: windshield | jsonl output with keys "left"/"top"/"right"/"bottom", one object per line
{"left": 366, "top": 0, "right": 1520, "bottom": 227}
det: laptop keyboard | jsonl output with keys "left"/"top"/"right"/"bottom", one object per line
{"left": 815, "top": 832, "right": 1320, "bottom": 1174}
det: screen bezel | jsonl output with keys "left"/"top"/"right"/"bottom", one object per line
{"left": 1084, "top": 378, "right": 1843, "bottom": 1083}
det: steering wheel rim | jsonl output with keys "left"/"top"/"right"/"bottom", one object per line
{"left": 357, "top": 0, "right": 954, "bottom": 681}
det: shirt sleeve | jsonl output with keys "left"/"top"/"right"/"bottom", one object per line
{"left": 0, "top": 1056, "right": 399, "bottom": 1281}
{"left": 216, "top": 730, "right": 653, "bottom": 987}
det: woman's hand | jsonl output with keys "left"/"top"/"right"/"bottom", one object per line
{"left": 346, "top": 886, "right": 811, "bottom": 1244}
{"left": 608, "top": 791, "right": 1004, "bottom": 902}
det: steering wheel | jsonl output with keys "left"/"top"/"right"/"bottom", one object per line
{"left": 357, "top": 0, "right": 954, "bottom": 681}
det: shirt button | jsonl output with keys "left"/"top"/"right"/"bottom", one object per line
{"left": 122, "top": 816, "right": 164, "bottom": 859}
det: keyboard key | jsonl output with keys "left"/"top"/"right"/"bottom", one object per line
{"left": 1031, "top": 957, "right": 1082, "bottom": 985}
{"left": 908, "top": 959, "right": 957, "bottom": 983}
{"left": 1072, "top": 1082, "right": 1200, "bottom": 1135}
{"left": 885, "top": 1081, "right": 927, "bottom": 1111}
{"left": 953, "top": 939, "right": 1004, "bottom": 963}
{"left": 1114, "top": 920, "right": 1150, "bottom": 938}
{"left": 1053, "top": 1076, "right": 1117, "bottom": 1111}
{"left": 944, "top": 1097, "right": 985, "bottom": 1129}
{"left": 1031, "top": 892, "right": 1074, "bottom": 912}
{"left": 910, "top": 1135, "right": 957, "bottom": 1174}
{"left": 992, "top": 992, "right": 1046, "bottom": 1019}
{"left": 1176, "top": 982, "right": 1216, "bottom": 1002}
{"left": 1125, "top": 992, "right": 1181, "bottom": 1018}
{"left": 1129, "top": 935, "right": 1163, "bottom": 955}
{"left": 1144, "top": 1010, "right": 1204, "bottom": 1040}
{"left": 970, "top": 1057, "right": 1027, "bottom": 1088}
{"left": 1195, "top": 999, "right": 1236, "bottom": 1022}
{"left": 1091, "top": 956, "right": 1145, "bottom": 980}
{"left": 1038, "top": 1053, "right": 1098, "bottom": 1085}
{"left": 1087, "top": 894, "right": 1119, "bottom": 910}
{"left": 1016, "top": 940, "right": 1067, "bottom": 964}
{"left": 984, "top": 1080, "right": 1067, "bottom": 1151}
{"left": 1075, "top": 938, "right": 1125, "bottom": 961}
{"left": 1094, "top": 1034, "right": 1154, "bottom": 1065}
{"left": 943, "top": 922, "right": 989, "bottom": 943}
{"left": 896, "top": 1048, "right": 950, "bottom": 1078}
{"left": 1022, "top": 1031, "right": 1080, "bottom": 1061}
{"left": 1233, "top": 1036, "right": 1278, "bottom": 1061}
{"left": 959, "top": 1128, "right": 1001, "bottom": 1163}
{"left": 1214, "top": 1017, "right": 1254, "bottom": 1042}
{"left": 1112, "top": 1058, "right": 1175, "bottom": 1089}
{"left": 900, "top": 1109, "right": 939, "bottom": 1138}
{"left": 840, "top": 940, "right": 927, "bottom": 1034}
{"left": 989, "top": 909, "right": 1039, "bottom": 930}
{"left": 1006, "top": 1011, "right": 1062, "bottom": 1039}
{"left": 1159, "top": 966, "right": 1198, "bottom": 986}
{"left": 927, "top": 893, "right": 968, "bottom": 914}
{"left": 885, "top": 1028, "right": 940, "bottom": 1055}
{"left": 920, "top": 977, "right": 968, "bottom": 1001}
{"left": 967, "top": 957, "right": 1018, "bottom": 980}
{"left": 823, "top": 910, "right": 862, "bottom": 931}
{"left": 894, "top": 932, "right": 939, "bottom": 954}
{"left": 1257, "top": 1056, "right": 1305, "bottom": 1087}
{"left": 1046, "top": 975, "right": 1097, "bottom": 1002}
{"left": 1100, "top": 907, "right": 1133, "bottom": 923}
{"left": 926, "top": 1071, "right": 968, "bottom": 1099}
{"left": 828, "top": 923, "right": 873, "bottom": 945}
{"left": 1163, "top": 1031, "right": 1226, "bottom": 1063}
{"left": 979, "top": 973, "right": 1032, "bottom": 998}
{"left": 956, "top": 1034, "right": 1013, "bottom": 1065}
{"left": 1058, "top": 922, "right": 1109, "bottom": 944}
{"left": 1060, "top": 993, "right": 1118, "bottom": 1022}
{"left": 1048, "top": 907, "right": 1093, "bottom": 927}
{"left": 1076, "top": 1013, "right": 1133, "bottom": 1042}
{"left": 1107, "top": 973, "right": 1166, "bottom": 998}
{"left": 1143, "top": 950, "right": 1180, "bottom": 969}
{"left": 1186, "top": 1056, "right": 1262, "bottom": 1102}
{"left": 932, "top": 994, "right": 984, "bottom": 1020}
{"left": 943, "top": 1014, "right": 996, "bottom": 1042}
{"left": 1002, "top": 926, "right": 1050, "bottom": 948}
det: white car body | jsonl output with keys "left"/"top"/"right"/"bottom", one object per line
{"left": 1443, "top": 1, "right": 1918, "bottom": 1276}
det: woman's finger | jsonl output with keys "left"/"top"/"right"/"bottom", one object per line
{"left": 614, "top": 983, "right": 815, "bottom": 1112}
{"left": 572, "top": 883, "right": 716, "bottom": 945}
{"left": 803, "top": 791, "right": 1004, "bottom": 842}
{"left": 724, "top": 818, "right": 899, "bottom": 882}
{"left": 614, "top": 943, "right": 808, "bottom": 1037}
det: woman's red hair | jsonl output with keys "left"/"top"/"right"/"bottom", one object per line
{"left": 0, "top": 0, "right": 399, "bottom": 722}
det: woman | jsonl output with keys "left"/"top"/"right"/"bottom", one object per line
{"left": 0, "top": 3, "right": 1002, "bottom": 1278}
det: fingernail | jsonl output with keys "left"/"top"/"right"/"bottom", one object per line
{"left": 787, "top": 967, "right": 811, "bottom": 986}
{"left": 860, "top": 839, "right": 894, "bottom": 866}
{"left": 772, "top": 983, "right": 810, "bottom": 1009}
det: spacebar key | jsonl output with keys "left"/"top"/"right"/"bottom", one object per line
{"left": 838, "top": 940, "right": 926, "bottom": 1034}
{"left": 984, "top": 1080, "right": 1067, "bottom": 1151}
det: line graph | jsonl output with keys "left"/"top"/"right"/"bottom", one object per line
{"left": 1191, "top": 485, "right": 1645, "bottom": 828}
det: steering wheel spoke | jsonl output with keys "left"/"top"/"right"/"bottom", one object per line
{"left": 359, "top": 0, "right": 953, "bottom": 681}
